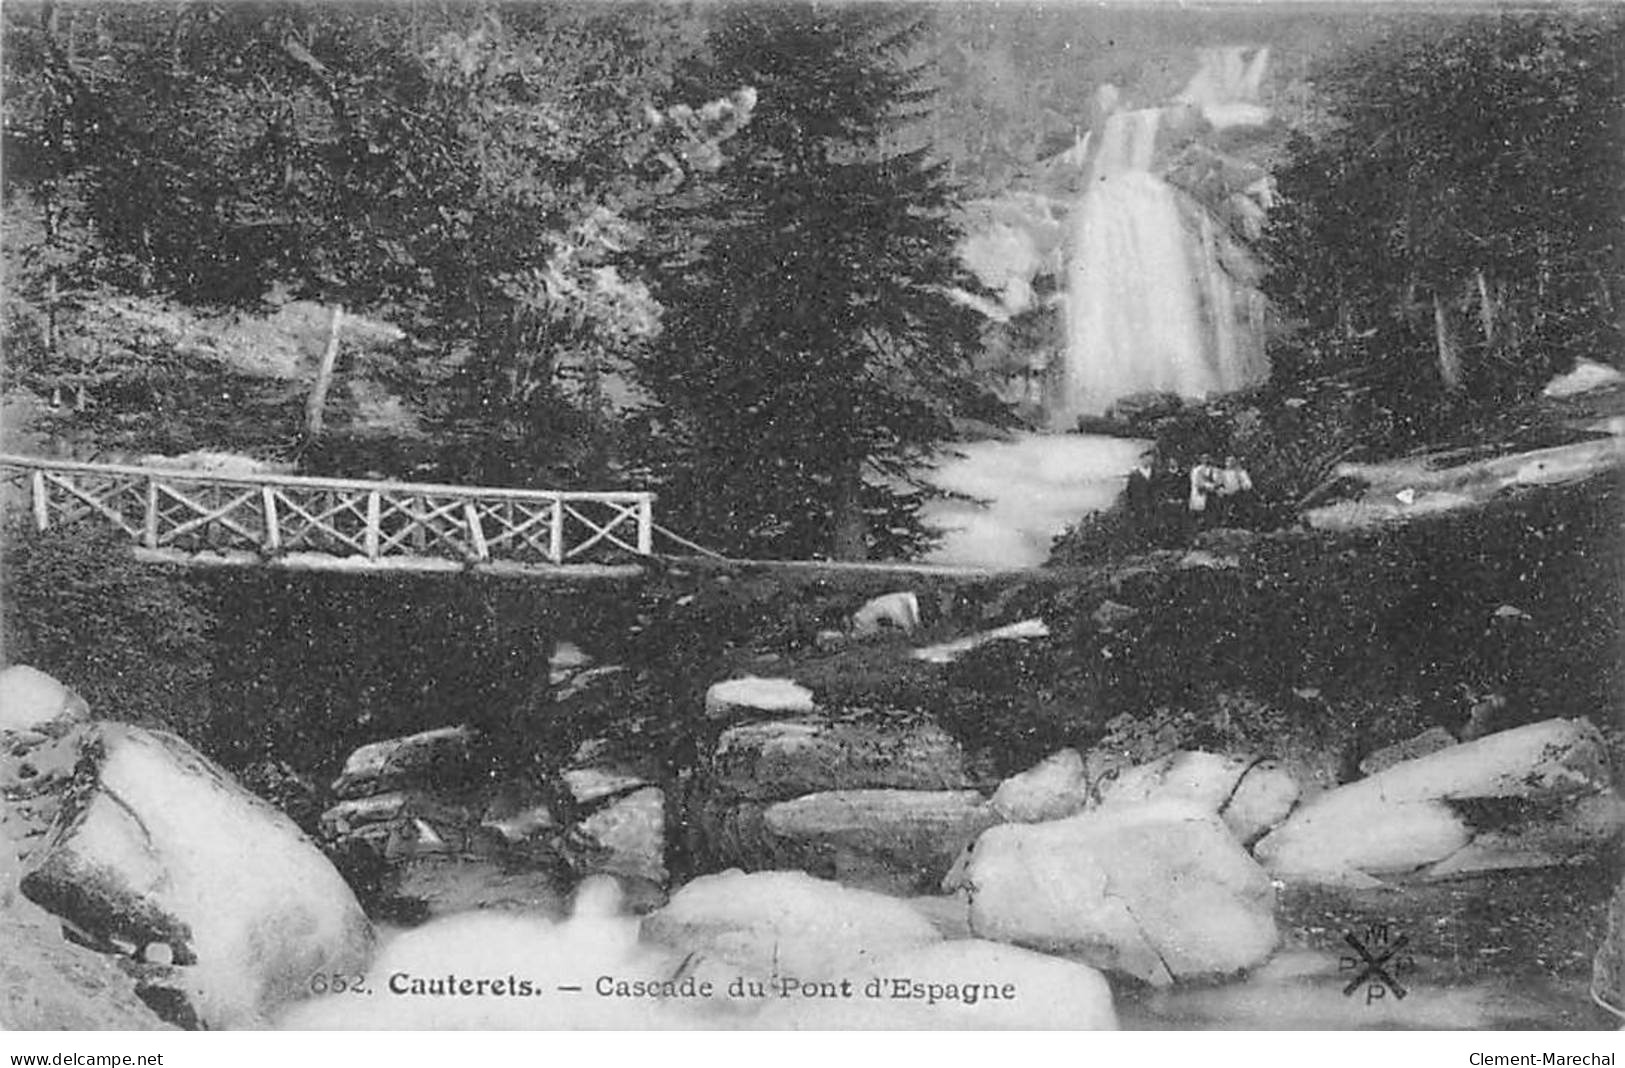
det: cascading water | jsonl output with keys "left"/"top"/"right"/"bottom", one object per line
{"left": 925, "top": 48, "right": 1276, "bottom": 567}
{"left": 1047, "top": 55, "right": 1273, "bottom": 427}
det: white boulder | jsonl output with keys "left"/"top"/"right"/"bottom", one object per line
{"left": 1543, "top": 358, "right": 1624, "bottom": 398}
{"left": 1222, "top": 763, "right": 1304, "bottom": 844}
{"left": 850, "top": 592, "right": 921, "bottom": 637}
{"left": 1254, "top": 718, "right": 1619, "bottom": 884}
{"left": 990, "top": 748, "right": 1091, "bottom": 823}
{"left": 279, "top": 877, "right": 692, "bottom": 1030}
{"left": 704, "top": 677, "right": 815, "bottom": 721}
{"left": 571, "top": 786, "right": 667, "bottom": 885}
{"left": 1340, "top": 717, "right": 1609, "bottom": 800}
{"left": 21, "top": 724, "right": 373, "bottom": 1027}
{"left": 1094, "top": 751, "right": 1299, "bottom": 844}
{"left": 0, "top": 665, "right": 89, "bottom": 734}
{"left": 1255, "top": 800, "right": 1473, "bottom": 887}
{"left": 1, "top": 915, "right": 176, "bottom": 1030}
{"left": 949, "top": 800, "right": 1278, "bottom": 986}
{"left": 754, "top": 939, "right": 1118, "bottom": 1029}
{"left": 549, "top": 640, "right": 594, "bottom": 683}
{"left": 0, "top": 667, "right": 89, "bottom": 799}
{"left": 642, "top": 870, "right": 941, "bottom": 982}
{"left": 1422, "top": 792, "right": 1625, "bottom": 879}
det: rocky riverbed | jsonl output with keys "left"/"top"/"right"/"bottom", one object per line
{"left": 4, "top": 647, "right": 1620, "bottom": 1030}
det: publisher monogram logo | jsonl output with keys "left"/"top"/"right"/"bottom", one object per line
{"left": 1340, "top": 923, "right": 1415, "bottom": 1004}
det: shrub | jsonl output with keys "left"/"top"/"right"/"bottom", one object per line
{"left": 0, "top": 516, "right": 568, "bottom": 782}
{"left": 1, "top": 517, "right": 216, "bottom": 735}
{"left": 199, "top": 568, "right": 557, "bottom": 780}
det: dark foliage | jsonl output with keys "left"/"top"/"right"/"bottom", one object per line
{"left": 1265, "top": 10, "right": 1625, "bottom": 403}
{"left": 636, "top": 6, "right": 992, "bottom": 560}
{"left": 1050, "top": 473, "right": 1623, "bottom": 763}
{"left": 0, "top": 522, "right": 567, "bottom": 780}
{"left": 2, "top": 2, "right": 702, "bottom": 483}
{"left": 1, "top": 518, "right": 215, "bottom": 735}
{"left": 198, "top": 569, "right": 555, "bottom": 779}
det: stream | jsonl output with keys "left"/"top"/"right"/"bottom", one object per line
{"left": 1119, "top": 865, "right": 1617, "bottom": 1030}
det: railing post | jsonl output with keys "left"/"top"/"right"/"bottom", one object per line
{"left": 31, "top": 470, "right": 48, "bottom": 531}
{"left": 364, "top": 490, "right": 381, "bottom": 560}
{"left": 143, "top": 479, "right": 159, "bottom": 548}
{"left": 637, "top": 496, "right": 653, "bottom": 555}
{"left": 463, "top": 500, "right": 488, "bottom": 563}
{"left": 549, "top": 498, "right": 564, "bottom": 564}
{"left": 262, "top": 486, "right": 281, "bottom": 554}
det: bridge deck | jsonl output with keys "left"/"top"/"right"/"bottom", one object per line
{"left": 0, "top": 454, "right": 654, "bottom": 576}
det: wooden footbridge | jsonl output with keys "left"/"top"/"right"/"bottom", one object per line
{"left": 0, "top": 454, "right": 656, "bottom": 577}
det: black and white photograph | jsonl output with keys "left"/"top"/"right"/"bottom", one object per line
{"left": 0, "top": 0, "right": 1621, "bottom": 1045}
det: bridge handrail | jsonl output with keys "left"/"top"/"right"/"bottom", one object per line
{"left": 0, "top": 453, "right": 652, "bottom": 504}
{"left": 0, "top": 452, "right": 655, "bottom": 567}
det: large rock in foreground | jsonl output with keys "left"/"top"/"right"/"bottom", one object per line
{"left": 752, "top": 939, "right": 1119, "bottom": 1030}
{"left": 949, "top": 801, "right": 1278, "bottom": 986}
{"left": 1, "top": 667, "right": 93, "bottom": 876}
{"left": 1, "top": 915, "right": 176, "bottom": 1030}
{"left": 1254, "top": 718, "right": 1622, "bottom": 884}
{"left": 21, "top": 724, "right": 373, "bottom": 1027}
{"left": 642, "top": 870, "right": 941, "bottom": 982}
{"left": 0, "top": 666, "right": 90, "bottom": 802}
{"left": 0, "top": 665, "right": 90, "bottom": 734}
{"left": 3, "top": 722, "right": 174, "bottom": 1033}
{"left": 277, "top": 878, "right": 691, "bottom": 1030}
{"left": 991, "top": 748, "right": 1091, "bottom": 823}
{"left": 1093, "top": 750, "right": 1300, "bottom": 845}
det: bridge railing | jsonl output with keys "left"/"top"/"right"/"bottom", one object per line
{"left": 0, "top": 454, "right": 654, "bottom": 568}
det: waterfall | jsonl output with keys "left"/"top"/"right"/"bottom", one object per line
{"left": 1047, "top": 85, "right": 1271, "bottom": 427}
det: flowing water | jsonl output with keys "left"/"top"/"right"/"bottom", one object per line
{"left": 920, "top": 432, "right": 1147, "bottom": 568}
{"left": 1046, "top": 64, "right": 1271, "bottom": 426}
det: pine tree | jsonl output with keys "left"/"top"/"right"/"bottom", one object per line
{"left": 1265, "top": 10, "right": 1625, "bottom": 404}
{"left": 636, "top": 5, "right": 987, "bottom": 561}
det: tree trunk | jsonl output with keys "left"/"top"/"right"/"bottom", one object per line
{"left": 1433, "top": 292, "right": 1465, "bottom": 393}
{"left": 42, "top": 198, "right": 58, "bottom": 364}
{"left": 305, "top": 304, "right": 344, "bottom": 438}
{"left": 831, "top": 462, "right": 869, "bottom": 561}
{"left": 1474, "top": 269, "right": 1495, "bottom": 345}
{"left": 1473, "top": 270, "right": 1525, "bottom": 369}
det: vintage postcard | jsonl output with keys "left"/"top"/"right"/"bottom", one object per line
{"left": 0, "top": 0, "right": 1620, "bottom": 1044}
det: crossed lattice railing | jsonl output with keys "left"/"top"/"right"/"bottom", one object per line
{"left": 0, "top": 454, "right": 654, "bottom": 568}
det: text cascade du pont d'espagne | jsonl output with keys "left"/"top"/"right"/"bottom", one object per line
{"left": 383, "top": 969, "right": 1018, "bottom": 1007}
